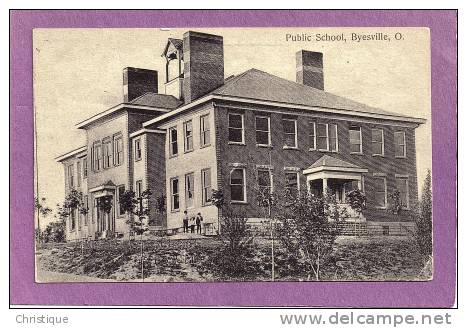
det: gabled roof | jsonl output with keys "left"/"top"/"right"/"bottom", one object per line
{"left": 303, "top": 155, "right": 368, "bottom": 175}
{"left": 307, "top": 155, "right": 360, "bottom": 170}
{"left": 129, "top": 92, "right": 182, "bottom": 109}
{"left": 210, "top": 69, "right": 415, "bottom": 119}
{"left": 161, "top": 38, "right": 183, "bottom": 57}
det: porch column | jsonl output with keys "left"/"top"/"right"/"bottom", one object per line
{"left": 357, "top": 179, "right": 362, "bottom": 190}
{"left": 322, "top": 178, "right": 328, "bottom": 195}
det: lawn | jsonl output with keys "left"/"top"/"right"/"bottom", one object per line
{"left": 35, "top": 235, "right": 430, "bottom": 282}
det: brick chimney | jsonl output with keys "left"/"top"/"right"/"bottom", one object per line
{"left": 182, "top": 31, "right": 224, "bottom": 103}
{"left": 123, "top": 67, "right": 158, "bottom": 102}
{"left": 296, "top": 50, "right": 324, "bottom": 90}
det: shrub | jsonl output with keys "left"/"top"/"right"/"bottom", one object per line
{"left": 206, "top": 211, "right": 258, "bottom": 279}
{"left": 345, "top": 189, "right": 366, "bottom": 215}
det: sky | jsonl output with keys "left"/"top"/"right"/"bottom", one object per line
{"left": 33, "top": 27, "right": 431, "bottom": 228}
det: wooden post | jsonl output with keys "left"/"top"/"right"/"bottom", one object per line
{"left": 323, "top": 178, "right": 328, "bottom": 195}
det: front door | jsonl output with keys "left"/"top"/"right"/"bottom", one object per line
{"left": 96, "top": 196, "right": 115, "bottom": 233}
{"left": 328, "top": 179, "right": 345, "bottom": 203}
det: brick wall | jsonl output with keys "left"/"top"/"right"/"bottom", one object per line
{"left": 145, "top": 132, "right": 166, "bottom": 227}
{"left": 127, "top": 111, "right": 161, "bottom": 134}
{"left": 85, "top": 112, "right": 130, "bottom": 235}
{"left": 214, "top": 102, "right": 420, "bottom": 222}
{"left": 183, "top": 31, "right": 224, "bottom": 103}
{"left": 61, "top": 153, "right": 89, "bottom": 241}
{"left": 157, "top": 102, "right": 219, "bottom": 229}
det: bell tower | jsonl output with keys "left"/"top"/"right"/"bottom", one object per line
{"left": 162, "top": 38, "right": 184, "bottom": 100}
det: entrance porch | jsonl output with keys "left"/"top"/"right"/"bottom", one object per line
{"left": 303, "top": 155, "right": 368, "bottom": 221}
{"left": 89, "top": 181, "right": 117, "bottom": 238}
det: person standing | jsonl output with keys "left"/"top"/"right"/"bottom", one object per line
{"left": 190, "top": 217, "right": 196, "bottom": 233}
{"left": 196, "top": 213, "right": 203, "bottom": 234}
{"left": 183, "top": 210, "right": 189, "bottom": 233}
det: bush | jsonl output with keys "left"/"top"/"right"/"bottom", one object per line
{"left": 345, "top": 189, "right": 366, "bottom": 215}
{"left": 42, "top": 220, "right": 66, "bottom": 243}
{"left": 204, "top": 212, "right": 258, "bottom": 279}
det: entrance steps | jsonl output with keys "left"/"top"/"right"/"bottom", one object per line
{"left": 337, "top": 222, "right": 369, "bottom": 236}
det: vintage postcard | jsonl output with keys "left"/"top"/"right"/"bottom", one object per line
{"left": 32, "top": 27, "right": 434, "bottom": 284}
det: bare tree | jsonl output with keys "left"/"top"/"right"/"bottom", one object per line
{"left": 34, "top": 197, "right": 52, "bottom": 243}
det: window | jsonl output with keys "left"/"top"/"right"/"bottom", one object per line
{"left": 170, "top": 177, "right": 180, "bottom": 211}
{"left": 67, "top": 164, "right": 74, "bottom": 188}
{"left": 396, "top": 176, "right": 409, "bottom": 209}
{"left": 70, "top": 209, "right": 76, "bottom": 231}
{"left": 93, "top": 199, "right": 97, "bottom": 224}
{"left": 255, "top": 116, "right": 271, "bottom": 146}
{"left": 228, "top": 113, "right": 244, "bottom": 143}
{"left": 184, "top": 120, "right": 193, "bottom": 152}
{"left": 134, "top": 138, "right": 142, "bottom": 161}
{"left": 77, "top": 161, "right": 81, "bottom": 187}
{"left": 117, "top": 185, "right": 125, "bottom": 216}
{"left": 113, "top": 134, "right": 123, "bottom": 166}
{"left": 349, "top": 126, "right": 362, "bottom": 154}
{"left": 169, "top": 127, "right": 178, "bottom": 156}
{"left": 394, "top": 131, "right": 406, "bottom": 158}
{"left": 230, "top": 168, "right": 246, "bottom": 202}
{"left": 103, "top": 138, "right": 112, "bottom": 168}
{"left": 257, "top": 169, "right": 272, "bottom": 194}
{"left": 201, "top": 168, "right": 212, "bottom": 205}
{"left": 283, "top": 119, "right": 297, "bottom": 148}
{"left": 374, "top": 176, "right": 387, "bottom": 208}
{"left": 83, "top": 157, "right": 88, "bottom": 178}
{"left": 316, "top": 123, "right": 328, "bottom": 151}
{"left": 372, "top": 129, "right": 385, "bottom": 156}
{"left": 185, "top": 173, "right": 195, "bottom": 208}
{"left": 135, "top": 180, "right": 143, "bottom": 198}
{"left": 329, "top": 124, "right": 338, "bottom": 152}
{"left": 83, "top": 195, "right": 89, "bottom": 225}
{"left": 200, "top": 114, "right": 210, "bottom": 147}
{"left": 312, "top": 122, "right": 338, "bottom": 152}
{"left": 285, "top": 172, "right": 299, "bottom": 196}
{"left": 309, "top": 122, "right": 316, "bottom": 150}
{"left": 92, "top": 142, "right": 102, "bottom": 171}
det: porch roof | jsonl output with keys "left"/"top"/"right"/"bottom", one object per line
{"left": 303, "top": 155, "right": 368, "bottom": 175}
{"left": 89, "top": 180, "right": 117, "bottom": 194}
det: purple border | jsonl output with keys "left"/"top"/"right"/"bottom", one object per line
{"left": 10, "top": 10, "right": 457, "bottom": 307}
